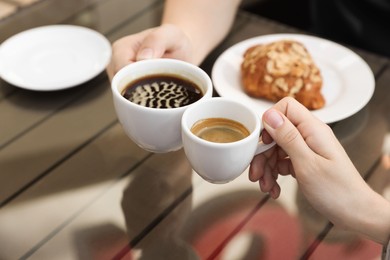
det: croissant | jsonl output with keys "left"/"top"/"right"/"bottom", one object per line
{"left": 241, "top": 40, "right": 325, "bottom": 110}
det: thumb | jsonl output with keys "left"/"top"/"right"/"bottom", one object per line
{"left": 136, "top": 24, "right": 193, "bottom": 62}
{"left": 136, "top": 32, "right": 166, "bottom": 60}
{"left": 262, "top": 108, "right": 312, "bottom": 161}
{"left": 136, "top": 24, "right": 184, "bottom": 61}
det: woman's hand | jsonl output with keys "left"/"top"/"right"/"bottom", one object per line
{"left": 106, "top": 24, "right": 193, "bottom": 81}
{"left": 249, "top": 97, "right": 390, "bottom": 244}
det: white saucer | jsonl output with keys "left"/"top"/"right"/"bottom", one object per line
{"left": 212, "top": 34, "right": 375, "bottom": 123}
{"left": 0, "top": 25, "right": 112, "bottom": 91}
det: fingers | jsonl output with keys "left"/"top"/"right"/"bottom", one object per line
{"left": 249, "top": 97, "right": 326, "bottom": 198}
{"left": 106, "top": 25, "right": 193, "bottom": 81}
{"left": 135, "top": 29, "right": 166, "bottom": 61}
{"left": 270, "top": 97, "right": 340, "bottom": 159}
{"left": 262, "top": 97, "right": 340, "bottom": 164}
{"left": 106, "top": 26, "right": 172, "bottom": 81}
{"left": 249, "top": 147, "right": 293, "bottom": 199}
{"left": 106, "top": 30, "right": 150, "bottom": 81}
{"left": 249, "top": 155, "right": 281, "bottom": 198}
{"left": 106, "top": 41, "right": 135, "bottom": 80}
{"left": 136, "top": 24, "right": 192, "bottom": 62}
{"left": 249, "top": 153, "right": 270, "bottom": 182}
{"left": 262, "top": 103, "right": 312, "bottom": 163}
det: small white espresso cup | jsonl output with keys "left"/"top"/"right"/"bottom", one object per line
{"left": 181, "top": 98, "right": 275, "bottom": 183}
{"left": 111, "top": 59, "right": 213, "bottom": 153}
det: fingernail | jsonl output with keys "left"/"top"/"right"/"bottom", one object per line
{"left": 269, "top": 186, "right": 277, "bottom": 199}
{"left": 269, "top": 191, "right": 276, "bottom": 199}
{"left": 137, "top": 48, "right": 153, "bottom": 60}
{"left": 265, "top": 109, "right": 284, "bottom": 129}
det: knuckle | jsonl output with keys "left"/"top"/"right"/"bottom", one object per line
{"left": 282, "top": 127, "right": 299, "bottom": 145}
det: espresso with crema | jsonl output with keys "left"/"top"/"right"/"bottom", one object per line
{"left": 122, "top": 74, "right": 203, "bottom": 109}
{"left": 191, "top": 118, "right": 250, "bottom": 143}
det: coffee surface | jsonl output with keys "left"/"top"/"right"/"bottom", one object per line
{"left": 122, "top": 74, "right": 203, "bottom": 109}
{"left": 191, "top": 118, "right": 250, "bottom": 143}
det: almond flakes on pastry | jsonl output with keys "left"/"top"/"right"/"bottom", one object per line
{"left": 241, "top": 40, "right": 325, "bottom": 110}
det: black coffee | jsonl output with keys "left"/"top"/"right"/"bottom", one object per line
{"left": 122, "top": 74, "right": 203, "bottom": 109}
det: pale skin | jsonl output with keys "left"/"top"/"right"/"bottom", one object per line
{"left": 106, "top": 0, "right": 390, "bottom": 246}
{"left": 106, "top": 0, "right": 241, "bottom": 80}
{"left": 251, "top": 97, "right": 390, "bottom": 245}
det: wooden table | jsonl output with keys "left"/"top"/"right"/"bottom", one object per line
{"left": 1, "top": 0, "right": 389, "bottom": 259}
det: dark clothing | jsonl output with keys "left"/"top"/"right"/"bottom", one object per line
{"left": 242, "top": 0, "right": 390, "bottom": 57}
{"left": 312, "top": 0, "right": 390, "bottom": 57}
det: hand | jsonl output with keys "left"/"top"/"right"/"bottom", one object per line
{"left": 249, "top": 97, "right": 390, "bottom": 243}
{"left": 106, "top": 24, "right": 193, "bottom": 81}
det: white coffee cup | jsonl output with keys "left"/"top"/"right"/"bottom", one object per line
{"left": 111, "top": 59, "right": 213, "bottom": 153}
{"left": 181, "top": 97, "right": 275, "bottom": 183}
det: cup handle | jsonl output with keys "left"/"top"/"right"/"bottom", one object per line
{"left": 254, "top": 137, "right": 276, "bottom": 155}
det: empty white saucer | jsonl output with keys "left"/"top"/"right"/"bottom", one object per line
{"left": 0, "top": 25, "right": 112, "bottom": 91}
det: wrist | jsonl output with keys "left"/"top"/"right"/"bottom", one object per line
{"left": 352, "top": 189, "right": 390, "bottom": 244}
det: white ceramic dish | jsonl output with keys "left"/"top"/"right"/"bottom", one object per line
{"left": 212, "top": 34, "right": 375, "bottom": 123}
{"left": 0, "top": 25, "right": 111, "bottom": 91}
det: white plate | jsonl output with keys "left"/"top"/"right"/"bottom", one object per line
{"left": 0, "top": 25, "right": 112, "bottom": 91}
{"left": 212, "top": 34, "right": 375, "bottom": 123}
